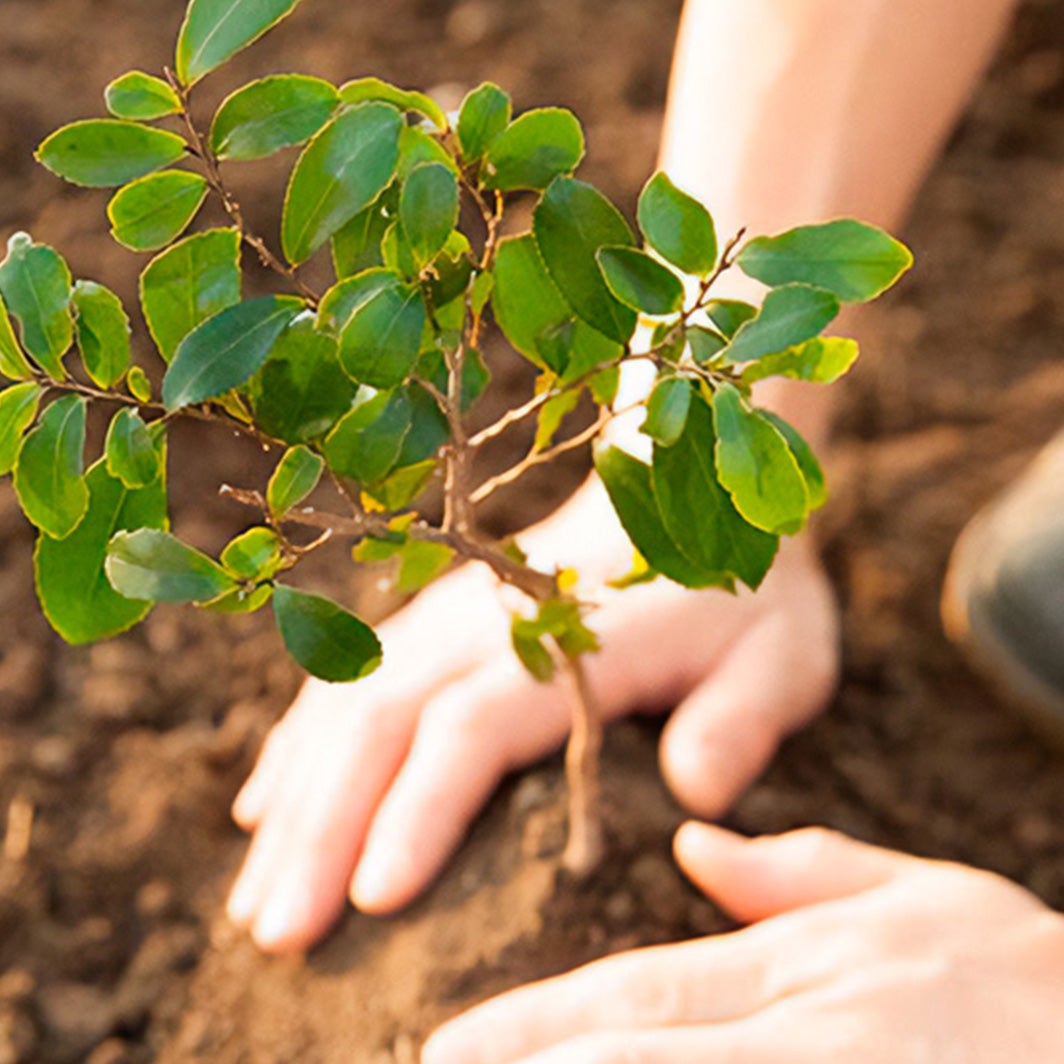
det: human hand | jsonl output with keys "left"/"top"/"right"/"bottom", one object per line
{"left": 424, "top": 824, "right": 1064, "bottom": 1063}
{"left": 226, "top": 478, "right": 839, "bottom": 952}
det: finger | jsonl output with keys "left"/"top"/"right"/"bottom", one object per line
{"left": 674, "top": 823, "right": 918, "bottom": 923}
{"left": 659, "top": 605, "right": 837, "bottom": 819}
{"left": 230, "top": 696, "right": 301, "bottom": 829}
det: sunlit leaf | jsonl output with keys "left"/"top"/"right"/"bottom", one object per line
{"left": 108, "top": 170, "right": 208, "bottom": 251}
{"left": 36, "top": 120, "right": 186, "bottom": 188}
{"left": 267, "top": 444, "right": 325, "bottom": 515}
{"left": 106, "top": 528, "right": 236, "bottom": 602}
{"left": 105, "top": 71, "right": 182, "bottom": 121}
{"left": 72, "top": 280, "right": 131, "bottom": 388}
{"left": 637, "top": 171, "right": 717, "bottom": 276}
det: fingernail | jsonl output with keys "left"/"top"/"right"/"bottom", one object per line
{"left": 253, "top": 892, "right": 297, "bottom": 948}
{"left": 351, "top": 845, "right": 401, "bottom": 912}
{"left": 226, "top": 876, "right": 255, "bottom": 925}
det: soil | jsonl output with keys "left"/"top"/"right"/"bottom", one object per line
{"left": 2, "top": 1, "right": 1064, "bottom": 1061}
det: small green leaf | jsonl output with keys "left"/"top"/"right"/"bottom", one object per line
{"left": 36, "top": 120, "right": 187, "bottom": 188}
{"left": 210, "top": 74, "right": 340, "bottom": 160}
{"left": 127, "top": 366, "right": 153, "bottom": 403}
{"left": 106, "top": 528, "right": 236, "bottom": 602}
{"left": 104, "top": 408, "right": 160, "bottom": 489}
{"left": 140, "top": 228, "right": 242, "bottom": 361}
{"left": 272, "top": 584, "right": 382, "bottom": 682}
{"left": 221, "top": 527, "right": 282, "bottom": 580}
{"left": 740, "top": 336, "right": 860, "bottom": 385}
{"left": 13, "top": 395, "right": 88, "bottom": 539}
{"left": 72, "top": 281, "right": 131, "bottom": 388}
{"left": 761, "top": 410, "right": 827, "bottom": 511}
{"left": 471, "top": 270, "right": 494, "bottom": 314}
{"left": 339, "top": 77, "right": 447, "bottom": 132}
{"left": 712, "top": 383, "right": 809, "bottom": 535}
{"left": 331, "top": 201, "right": 389, "bottom": 279}
{"left": 641, "top": 377, "right": 691, "bottom": 446}
{"left": 105, "top": 71, "right": 182, "bottom": 121}
{"left": 176, "top": 0, "right": 305, "bottom": 86}
{"left": 399, "top": 162, "right": 459, "bottom": 267}
{"left": 162, "top": 295, "right": 303, "bottom": 410}
{"left": 282, "top": 103, "right": 403, "bottom": 266}
{"left": 511, "top": 623, "right": 555, "bottom": 682}
{"left": 107, "top": 170, "right": 208, "bottom": 252}
{"left": 511, "top": 599, "right": 599, "bottom": 683}
{"left": 0, "top": 296, "right": 39, "bottom": 381}
{"left": 203, "top": 584, "right": 273, "bottom": 615}
{"left": 483, "top": 108, "right": 584, "bottom": 192}
{"left": 705, "top": 299, "right": 756, "bottom": 338}
{"left": 396, "top": 540, "right": 454, "bottom": 593}
{"left": 0, "top": 382, "right": 43, "bottom": 475}
{"left": 637, "top": 172, "right": 717, "bottom": 275}
{"left": 34, "top": 457, "right": 168, "bottom": 644}
{"left": 457, "top": 82, "right": 511, "bottom": 163}
{"left": 363, "top": 457, "right": 437, "bottom": 511}
{"left": 534, "top": 389, "right": 581, "bottom": 451}
{"left": 725, "top": 284, "right": 839, "bottom": 365}
{"left": 686, "top": 325, "right": 727, "bottom": 365}
{"left": 397, "top": 125, "right": 459, "bottom": 181}
{"left": 737, "top": 219, "right": 913, "bottom": 303}
{"left": 267, "top": 444, "right": 324, "bottom": 515}
{"left": 324, "top": 388, "right": 412, "bottom": 484}
{"left": 534, "top": 177, "right": 637, "bottom": 345}
{"left": 0, "top": 233, "right": 73, "bottom": 379}
{"left": 596, "top": 246, "right": 685, "bottom": 316}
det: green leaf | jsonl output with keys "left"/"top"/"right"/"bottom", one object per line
{"left": 106, "top": 528, "right": 236, "bottom": 602}
{"left": 740, "top": 335, "right": 860, "bottom": 385}
{"left": 203, "top": 584, "right": 273, "bottom": 615}
{"left": 176, "top": 0, "right": 305, "bottom": 85}
{"left": 511, "top": 622, "right": 555, "bottom": 682}
{"left": 596, "top": 245, "right": 684, "bottom": 316}
{"left": 272, "top": 584, "right": 382, "bottom": 682}
{"left": 127, "top": 366, "right": 153, "bottom": 403}
{"left": 595, "top": 445, "right": 731, "bottom": 590}
{"left": 705, "top": 299, "right": 756, "bottom": 338}
{"left": 36, "top": 120, "right": 187, "bottom": 188}
{"left": 331, "top": 201, "right": 389, "bottom": 280}
{"left": 686, "top": 325, "right": 727, "bottom": 365}
{"left": 457, "top": 82, "right": 511, "bottom": 163}
{"left": 641, "top": 377, "right": 691, "bottom": 446}
{"left": 221, "top": 527, "right": 282, "bottom": 579}
{"left": 427, "top": 234, "right": 474, "bottom": 307}
{"left": 339, "top": 77, "right": 447, "bottom": 132}
{"left": 483, "top": 108, "right": 585, "bottom": 192}
{"left": 738, "top": 219, "right": 913, "bottom": 304}
{"left": 13, "top": 395, "right": 88, "bottom": 539}
{"left": 0, "top": 382, "right": 43, "bottom": 475}
{"left": 637, "top": 172, "right": 717, "bottom": 275}
{"left": 140, "top": 228, "right": 242, "bottom": 362}
{"left": 267, "top": 444, "right": 324, "bottom": 515}
{"left": 0, "top": 233, "right": 73, "bottom": 379}
{"left": 72, "top": 281, "right": 131, "bottom": 388}
{"left": 107, "top": 170, "right": 208, "bottom": 252}
{"left": 34, "top": 457, "right": 168, "bottom": 644}
{"left": 282, "top": 103, "right": 403, "bottom": 266}
{"left": 105, "top": 71, "right": 182, "bottom": 121}
{"left": 324, "top": 387, "right": 412, "bottom": 484}
{"left": 104, "top": 408, "right": 160, "bottom": 489}
{"left": 534, "top": 177, "right": 637, "bottom": 345}
{"left": 724, "top": 284, "right": 839, "bottom": 365}
{"left": 396, "top": 540, "right": 454, "bottom": 593}
{"left": 397, "top": 125, "right": 459, "bottom": 181}
{"left": 761, "top": 410, "right": 827, "bottom": 511}
{"left": 651, "top": 397, "right": 777, "bottom": 589}
{"left": 0, "top": 297, "right": 36, "bottom": 381}
{"left": 711, "top": 383, "right": 808, "bottom": 535}
{"left": 400, "top": 163, "right": 459, "bottom": 266}
{"left": 210, "top": 74, "right": 340, "bottom": 160}
{"left": 162, "top": 295, "right": 303, "bottom": 410}
{"left": 534, "top": 389, "right": 581, "bottom": 451}
{"left": 363, "top": 457, "right": 437, "bottom": 511}
{"left": 511, "top": 600, "right": 599, "bottom": 682}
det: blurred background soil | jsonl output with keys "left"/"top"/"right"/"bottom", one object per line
{"left": 1, "top": 1, "right": 1063, "bottom": 1061}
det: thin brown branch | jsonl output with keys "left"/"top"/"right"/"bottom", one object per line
{"left": 559, "top": 650, "right": 604, "bottom": 876}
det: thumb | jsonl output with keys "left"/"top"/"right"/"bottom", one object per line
{"left": 673, "top": 822, "right": 918, "bottom": 923}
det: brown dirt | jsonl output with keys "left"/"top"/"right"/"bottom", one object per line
{"left": 2, "top": 1, "right": 1064, "bottom": 1061}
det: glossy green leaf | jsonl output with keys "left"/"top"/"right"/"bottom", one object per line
{"left": 396, "top": 540, "right": 454, "bottom": 594}
{"left": 331, "top": 201, "right": 389, "bottom": 280}
{"left": 221, "top": 527, "right": 282, "bottom": 579}
{"left": 534, "top": 389, "right": 581, "bottom": 451}
{"left": 105, "top": 71, "right": 182, "bottom": 121}
{"left": 761, "top": 410, "right": 827, "bottom": 511}
{"left": 711, "top": 383, "right": 809, "bottom": 535}
{"left": 104, "top": 408, "right": 160, "bottom": 489}
{"left": 36, "top": 120, "right": 186, "bottom": 188}
{"left": 740, "top": 336, "right": 860, "bottom": 385}
{"left": 400, "top": 163, "right": 458, "bottom": 266}
{"left": 393, "top": 383, "right": 449, "bottom": 468}
{"left": 203, "top": 583, "right": 273, "bottom": 615}
{"left": 162, "top": 295, "right": 303, "bottom": 410}
{"left": 107, "top": 170, "right": 208, "bottom": 252}
{"left": 397, "top": 125, "right": 458, "bottom": 180}
{"left": 282, "top": 103, "right": 403, "bottom": 265}
{"left": 637, "top": 171, "right": 717, "bottom": 275}
{"left": 106, "top": 528, "right": 235, "bottom": 602}
{"left": 127, "top": 366, "right": 153, "bottom": 403}
{"left": 705, "top": 299, "right": 756, "bottom": 338}
{"left": 596, "top": 245, "right": 684, "bottom": 316}
{"left": 534, "top": 177, "right": 637, "bottom": 345}
{"left": 324, "top": 388, "right": 412, "bottom": 484}
{"left": 210, "top": 74, "right": 339, "bottom": 160}
{"left": 35, "top": 457, "right": 168, "bottom": 644}
{"left": 641, "top": 377, "right": 691, "bottom": 446}
{"left": 483, "top": 108, "right": 584, "bottom": 192}
{"left": 13, "top": 395, "right": 88, "bottom": 539}
{"left": 0, "top": 296, "right": 35, "bottom": 381}
{"left": 725, "top": 284, "right": 839, "bottom": 365}
{"left": 339, "top": 77, "right": 447, "bottom": 131}
{"left": 363, "top": 457, "right": 437, "bottom": 511}
{"left": 457, "top": 82, "right": 511, "bottom": 163}
{"left": 140, "top": 228, "right": 242, "bottom": 362}
{"left": 267, "top": 444, "right": 324, "bottom": 515}
{"left": 176, "top": 0, "right": 304, "bottom": 85}
{"left": 738, "top": 219, "right": 913, "bottom": 303}
{"left": 0, "top": 382, "right": 42, "bottom": 475}
{"left": 0, "top": 233, "right": 73, "bottom": 379}
{"left": 652, "top": 397, "right": 777, "bottom": 589}
{"left": 686, "top": 325, "right": 727, "bottom": 365}
{"left": 427, "top": 234, "right": 474, "bottom": 307}
{"left": 335, "top": 276, "right": 425, "bottom": 389}
{"left": 72, "top": 280, "right": 131, "bottom": 388}
{"left": 272, "top": 584, "right": 382, "bottom": 682}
